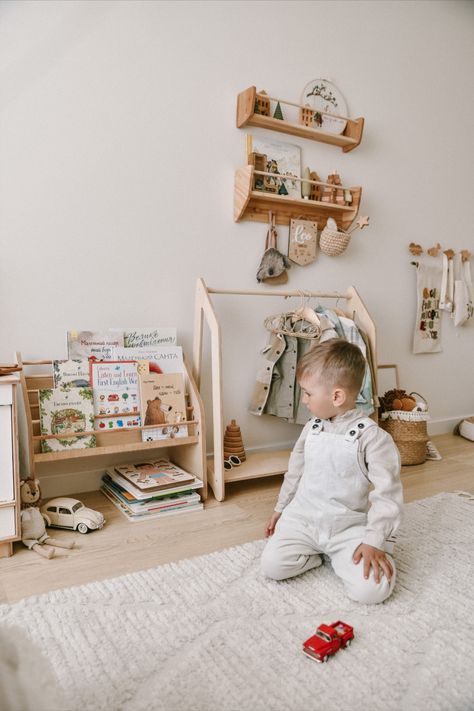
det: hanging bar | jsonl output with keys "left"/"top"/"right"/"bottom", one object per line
{"left": 207, "top": 288, "right": 349, "bottom": 298}
{"left": 253, "top": 169, "right": 353, "bottom": 192}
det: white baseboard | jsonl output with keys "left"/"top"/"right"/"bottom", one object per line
{"left": 427, "top": 415, "right": 469, "bottom": 436}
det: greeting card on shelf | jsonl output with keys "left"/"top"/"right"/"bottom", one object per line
{"left": 89, "top": 360, "right": 141, "bottom": 431}
{"left": 119, "top": 328, "right": 177, "bottom": 348}
{"left": 39, "top": 387, "right": 96, "bottom": 453}
{"left": 113, "top": 346, "right": 184, "bottom": 374}
{"left": 139, "top": 368, "right": 188, "bottom": 442}
{"left": 246, "top": 135, "right": 301, "bottom": 199}
{"left": 67, "top": 331, "right": 124, "bottom": 360}
{"left": 52, "top": 359, "right": 90, "bottom": 388}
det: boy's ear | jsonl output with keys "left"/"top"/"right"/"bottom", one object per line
{"left": 332, "top": 388, "right": 346, "bottom": 407}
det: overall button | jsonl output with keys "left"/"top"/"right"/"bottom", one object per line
{"left": 358, "top": 423, "right": 365, "bottom": 429}
{"left": 349, "top": 430, "right": 356, "bottom": 436}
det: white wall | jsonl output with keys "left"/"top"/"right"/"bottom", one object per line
{"left": 1, "top": 0, "right": 473, "bottom": 490}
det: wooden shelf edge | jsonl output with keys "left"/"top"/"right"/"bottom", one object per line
{"left": 208, "top": 448, "right": 292, "bottom": 484}
{"left": 236, "top": 86, "right": 364, "bottom": 152}
{"left": 34, "top": 435, "right": 200, "bottom": 463}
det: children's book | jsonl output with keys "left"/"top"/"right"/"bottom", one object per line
{"left": 52, "top": 359, "right": 90, "bottom": 388}
{"left": 113, "top": 346, "right": 184, "bottom": 375}
{"left": 101, "top": 474, "right": 200, "bottom": 513}
{"left": 89, "top": 360, "right": 141, "bottom": 431}
{"left": 114, "top": 458, "right": 194, "bottom": 491}
{"left": 138, "top": 368, "right": 188, "bottom": 442}
{"left": 100, "top": 485, "right": 203, "bottom": 522}
{"left": 246, "top": 135, "right": 301, "bottom": 199}
{"left": 122, "top": 328, "right": 177, "bottom": 348}
{"left": 67, "top": 331, "right": 124, "bottom": 361}
{"left": 104, "top": 467, "right": 202, "bottom": 499}
{"left": 39, "top": 387, "right": 96, "bottom": 453}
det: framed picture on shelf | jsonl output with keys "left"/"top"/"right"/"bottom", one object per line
{"left": 246, "top": 135, "right": 301, "bottom": 199}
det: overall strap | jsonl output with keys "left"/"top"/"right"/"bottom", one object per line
{"left": 344, "top": 417, "right": 377, "bottom": 442}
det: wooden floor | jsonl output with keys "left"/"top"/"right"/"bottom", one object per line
{"left": 1, "top": 433, "right": 473, "bottom": 604}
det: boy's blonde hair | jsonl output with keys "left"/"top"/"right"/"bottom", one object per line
{"left": 296, "top": 338, "right": 366, "bottom": 394}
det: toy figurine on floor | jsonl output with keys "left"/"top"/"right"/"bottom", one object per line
{"left": 20, "top": 478, "right": 75, "bottom": 559}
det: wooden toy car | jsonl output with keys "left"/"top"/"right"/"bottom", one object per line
{"left": 303, "top": 621, "right": 354, "bottom": 663}
{"left": 41, "top": 497, "right": 105, "bottom": 534}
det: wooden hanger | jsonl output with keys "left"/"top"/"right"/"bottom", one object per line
{"left": 443, "top": 249, "right": 455, "bottom": 261}
{"left": 461, "top": 249, "right": 472, "bottom": 263}
{"left": 427, "top": 243, "right": 442, "bottom": 257}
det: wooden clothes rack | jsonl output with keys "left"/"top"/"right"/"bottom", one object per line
{"left": 192, "top": 278, "right": 377, "bottom": 501}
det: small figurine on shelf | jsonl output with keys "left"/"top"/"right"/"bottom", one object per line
{"left": 273, "top": 101, "right": 284, "bottom": 120}
{"left": 309, "top": 171, "right": 321, "bottom": 202}
{"left": 321, "top": 170, "right": 343, "bottom": 204}
{"left": 301, "top": 167, "right": 312, "bottom": 200}
{"left": 254, "top": 90, "right": 270, "bottom": 116}
{"left": 300, "top": 104, "right": 314, "bottom": 127}
{"left": 20, "top": 479, "right": 76, "bottom": 559}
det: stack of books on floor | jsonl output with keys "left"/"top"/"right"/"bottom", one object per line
{"left": 101, "top": 458, "right": 203, "bottom": 522}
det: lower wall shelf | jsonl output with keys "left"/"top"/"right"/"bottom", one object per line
{"left": 208, "top": 449, "right": 292, "bottom": 485}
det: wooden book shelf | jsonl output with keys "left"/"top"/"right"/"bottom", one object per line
{"left": 16, "top": 353, "right": 207, "bottom": 499}
{"left": 237, "top": 86, "right": 364, "bottom": 153}
{"left": 234, "top": 165, "right": 362, "bottom": 231}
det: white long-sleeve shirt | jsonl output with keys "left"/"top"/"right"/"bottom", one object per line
{"left": 274, "top": 409, "right": 404, "bottom": 551}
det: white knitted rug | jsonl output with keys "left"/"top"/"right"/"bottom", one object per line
{"left": 1, "top": 492, "right": 473, "bottom": 711}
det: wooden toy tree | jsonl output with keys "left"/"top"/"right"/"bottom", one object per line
{"left": 223, "top": 420, "right": 246, "bottom": 462}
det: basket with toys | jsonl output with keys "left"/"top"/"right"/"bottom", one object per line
{"left": 379, "top": 390, "right": 429, "bottom": 465}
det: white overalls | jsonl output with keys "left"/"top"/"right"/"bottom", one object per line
{"left": 261, "top": 414, "right": 401, "bottom": 605}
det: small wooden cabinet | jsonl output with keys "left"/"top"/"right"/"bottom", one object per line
{"left": 0, "top": 375, "right": 21, "bottom": 557}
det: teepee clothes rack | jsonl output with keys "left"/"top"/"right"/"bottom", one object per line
{"left": 193, "top": 278, "right": 377, "bottom": 502}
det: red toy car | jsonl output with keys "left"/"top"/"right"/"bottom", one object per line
{"left": 303, "top": 621, "right": 354, "bottom": 663}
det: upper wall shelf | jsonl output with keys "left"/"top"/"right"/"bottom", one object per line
{"left": 236, "top": 86, "right": 365, "bottom": 153}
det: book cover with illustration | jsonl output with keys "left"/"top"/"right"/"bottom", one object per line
{"left": 90, "top": 360, "right": 141, "bottom": 431}
{"left": 52, "top": 359, "right": 90, "bottom": 388}
{"left": 246, "top": 135, "right": 301, "bottom": 198}
{"left": 67, "top": 331, "right": 124, "bottom": 361}
{"left": 138, "top": 368, "right": 188, "bottom": 442}
{"left": 114, "top": 459, "right": 194, "bottom": 491}
{"left": 39, "top": 387, "right": 96, "bottom": 453}
{"left": 122, "top": 328, "right": 177, "bottom": 348}
{"left": 113, "top": 346, "right": 184, "bottom": 375}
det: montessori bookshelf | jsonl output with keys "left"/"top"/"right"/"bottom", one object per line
{"left": 193, "top": 278, "right": 376, "bottom": 502}
{"left": 15, "top": 353, "right": 207, "bottom": 500}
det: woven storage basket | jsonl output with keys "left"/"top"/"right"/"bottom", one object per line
{"left": 380, "top": 411, "right": 429, "bottom": 465}
{"left": 319, "top": 226, "right": 351, "bottom": 256}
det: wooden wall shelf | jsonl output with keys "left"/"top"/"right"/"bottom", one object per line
{"left": 234, "top": 165, "right": 362, "bottom": 231}
{"left": 237, "top": 86, "right": 364, "bottom": 153}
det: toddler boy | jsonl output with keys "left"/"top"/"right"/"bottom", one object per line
{"left": 261, "top": 339, "right": 403, "bottom": 604}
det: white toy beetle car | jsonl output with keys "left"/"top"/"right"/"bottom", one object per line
{"left": 41, "top": 497, "right": 105, "bottom": 534}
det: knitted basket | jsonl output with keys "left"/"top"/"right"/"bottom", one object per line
{"left": 380, "top": 411, "right": 429, "bottom": 465}
{"left": 319, "top": 226, "right": 351, "bottom": 257}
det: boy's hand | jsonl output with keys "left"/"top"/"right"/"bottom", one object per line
{"left": 353, "top": 543, "right": 393, "bottom": 583}
{"left": 265, "top": 511, "right": 281, "bottom": 537}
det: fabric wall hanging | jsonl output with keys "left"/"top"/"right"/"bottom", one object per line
{"left": 453, "top": 254, "right": 474, "bottom": 327}
{"left": 412, "top": 255, "right": 443, "bottom": 354}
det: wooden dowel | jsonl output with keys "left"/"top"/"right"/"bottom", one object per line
{"left": 33, "top": 420, "right": 197, "bottom": 441}
{"left": 23, "top": 360, "right": 54, "bottom": 366}
{"left": 261, "top": 93, "right": 351, "bottom": 122}
{"left": 207, "top": 288, "right": 349, "bottom": 298}
{"left": 253, "top": 169, "right": 352, "bottom": 191}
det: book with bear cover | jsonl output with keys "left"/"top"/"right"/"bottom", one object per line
{"left": 89, "top": 360, "right": 141, "bottom": 431}
{"left": 138, "top": 366, "right": 188, "bottom": 442}
{"left": 39, "top": 387, "right": 96, "bottom": 453}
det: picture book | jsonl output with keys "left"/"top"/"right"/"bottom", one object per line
{"left": 114, "top": 458, "right": 194, "bottom": 491}
{"left": 104, "top": 467, "right": 203, "bottom": 500}
{"left": 101, "top": 474, "right": 200, "bottom": 513}
{"left": 39, "top": 387, "right": 96, "bottom": 453}
{"left": 90, "top": 360, "right": 141, "bottom": 431}
{"left": 67, "top": 331, "right": 124, "bottom": 361}
{"left": 122, "top": 328, "right": 177, "bottom": 348}
{"left": 100, "top": 485, "right": 203, "bottom": 522}
{"left": 52, "top": 359, "right": 90, "bottom": 388}
{"left": 138, "top": 369, "right": 188, "bottom": 442}
{"left": 246, "top": 135, "right": 301, "bottom": 199}
{"left": 113, "top": 346, "right": 184, "bottom": 375}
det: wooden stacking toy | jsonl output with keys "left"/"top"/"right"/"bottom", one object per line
{"left": 223, "top": 419, "right": 246, "bottom": 462}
